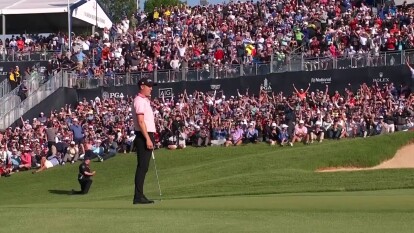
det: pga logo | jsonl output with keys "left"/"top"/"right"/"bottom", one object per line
{"left": 102, "top": 92, "right": 124, "bottom": 99}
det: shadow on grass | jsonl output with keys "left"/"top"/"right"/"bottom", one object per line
{"left": 48, "top": 190, "right": 73, "bottom": 195}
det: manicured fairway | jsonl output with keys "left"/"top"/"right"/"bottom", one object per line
{"left": 1, "top": 132, "right": 414, "bottom": 233}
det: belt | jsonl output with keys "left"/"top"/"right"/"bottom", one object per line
{"left": 135, "top": 131, "right": 154, "bottom": 135}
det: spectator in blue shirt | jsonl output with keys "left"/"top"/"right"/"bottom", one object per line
{"left": 69, "top": 118, "right": 84, "bottom": 145}
{"left": 245, "top": 123, "right": 258, "bottom": 143}
{"left": 278, "top": 124, "right": 290, "bottom": 146}
{"left": 211, "top": 126, "right": 228, "bottom": 146}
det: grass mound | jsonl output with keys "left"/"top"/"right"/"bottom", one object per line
{"left": 1, "top": 132, "right": 414, "bottom": 205}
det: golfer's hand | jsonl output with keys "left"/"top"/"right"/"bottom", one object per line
{"left": 146, "top": 140, "right": 154, "bottom": 150}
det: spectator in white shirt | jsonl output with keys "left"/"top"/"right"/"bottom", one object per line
{"left": 290, "top": 120, "right": 308, "bottom": 146}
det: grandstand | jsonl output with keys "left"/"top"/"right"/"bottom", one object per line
{"left": 0, "top": 0, "right": 414, "bottom": 170}
{"left": 2, "top": 2, "right": 414, "bottom": 233}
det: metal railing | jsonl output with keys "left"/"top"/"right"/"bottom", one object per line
{"left": 66, "top": 49, "right": 414, "bottom": 88}
{"left": 0, "top": 70, "right": 46, "bottom": 116}
{"left": 0, "top": 49, "right": 410, "bottom": 90}
{"left": 0, "top": 49, "right": 59, "bottom": 62}
{"left": 0, "top": 70, "right": 65, "bottom": 129}
{"left": 0, "top": 62, "right": 43, "bottom": 99}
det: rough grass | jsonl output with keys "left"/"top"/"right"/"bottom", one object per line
{"left": 0, "top": 132, "right": 414, "bottom": 233}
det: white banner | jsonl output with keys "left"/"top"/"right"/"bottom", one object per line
{"left": 72, "top": 0, "right": 112, "bottom": 29}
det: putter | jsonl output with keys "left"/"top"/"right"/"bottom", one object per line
{"left": 152, "top": 151, "right": 162, "bottom": 201}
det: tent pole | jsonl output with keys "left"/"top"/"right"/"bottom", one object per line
{"left": 68, "top": 0, "right": 72, "bottom": 52}
{"left": 2, "top": 14, "right": 5, "bottom": 61}
{"left": 92, "top": 0, "right": 96, "bottom": 35}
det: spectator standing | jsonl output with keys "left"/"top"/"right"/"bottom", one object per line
{"left": 45, "top": 122, "right": 57, "bottom": 154}
{"left": 8, "top": 67, "right": 17, "bottom": 90}
{"left": 17, "top": 81, "right": 28, "bottom": 102}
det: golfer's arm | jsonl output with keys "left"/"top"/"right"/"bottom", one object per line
{"left": 137, "top": 114, "right": 151, "bottom": 142}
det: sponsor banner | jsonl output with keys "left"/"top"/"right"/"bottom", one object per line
{"left": 261, "top": 78, "right": 273, "bottom": 92}
{"left": 310, "top": 77, "right": 332, "bottom": 84}
{"left": 102, "top": 91, "right": 125, "bottom": 99}
{"left": 158, "top": 88, "right": 173, "bottom": 98}
{"left": 76, "top": 65, "right": 412, "bottom": 101}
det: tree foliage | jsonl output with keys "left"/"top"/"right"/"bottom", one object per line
{"left": 99, "top": 0, "right": 137, "bottom": 23}
{"left": 144, "top": 0, "right": 183, "bottom": 13}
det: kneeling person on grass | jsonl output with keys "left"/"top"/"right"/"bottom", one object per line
{"left": 72, "top": 156, "right": 96, "bottom": 195}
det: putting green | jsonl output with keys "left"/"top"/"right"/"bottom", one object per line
{"left": 1, "top": 190, "right": 414, "bottom": 233}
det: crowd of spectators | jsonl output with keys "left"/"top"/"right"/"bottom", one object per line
{"left": 2, "top": 0, "right": 414, "bottom": 79}
{"left": 2, "top": 0, "right": 414, "bottom": 177}
{"left": 1, "top": 78, "right": 414, "bottom": 177}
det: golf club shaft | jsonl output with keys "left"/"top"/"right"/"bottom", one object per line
{"left": 152, "top": 151, "right": 162, "bottom": 198}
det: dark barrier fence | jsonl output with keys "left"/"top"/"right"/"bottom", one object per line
{"left": 12, "top": 65, "right": 412, "bottom": 128}
{"left": 10, "top": 88, "right": 79, "bottom": 128}
{"left": 77, "top": 65, "right": 413, "bottom": 100}
{"left": 0, "top": 61, "right": 49, "bottom": 82}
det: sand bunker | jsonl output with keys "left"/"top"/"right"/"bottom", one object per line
{"left": 317, "top": 144, "right": 414, "bottom": 172}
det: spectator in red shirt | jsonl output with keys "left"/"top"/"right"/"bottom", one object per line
{"left": 16, "top": 37, "right": 24, "bottom": 51}
{"left": 19, "top": 146, "right": 32, "bottom": 170}
{"left": 386, "top": 34, "right": 397, "bottom": 51}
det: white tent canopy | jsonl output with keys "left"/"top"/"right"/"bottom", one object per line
{"left": 0, "top": 0, "right": 112, "bottom": 29}
{"left": 395, "top": 0, "right": 414, "bottom": 5}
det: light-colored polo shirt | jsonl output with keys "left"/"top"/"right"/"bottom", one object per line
{"left": 132, "top": 93, "right": 156, "bottom": 133}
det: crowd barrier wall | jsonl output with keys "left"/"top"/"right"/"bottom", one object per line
{"left": 77, "top": 65, "right": 413, "bottom": 100}
{"left": 9, "top": 88, "right": 78, "bottom": 128}
{"left": 11, "top": 65, "right": 412, "bottom": 128}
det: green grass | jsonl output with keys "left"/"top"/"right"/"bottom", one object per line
{"left": 1, "top": 132, "right": 414, "bottom": 233}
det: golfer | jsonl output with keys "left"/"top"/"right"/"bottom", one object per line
{"left": 132, "top": 77, "right": 157, "bottom": 204}
{"left": 72, "top": 156, "right": 95, "bottom": 195}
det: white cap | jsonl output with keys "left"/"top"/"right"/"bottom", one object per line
{"left": 281, "top": 124, "right": 288, "bottom": 128}
{"left": 271, "top": 122, "right": 277, "bottom": 127}
{"left": 315, "top": 121, "right": 322, "bottom": 125}
{"left": 70, "top": 141, "right": 76, "bottom": 145}
{"left": 299, "top": 120, "right": 305, "bottom": 124}
{"left": 379, "top": 116, "right": 384, "bottom": 119}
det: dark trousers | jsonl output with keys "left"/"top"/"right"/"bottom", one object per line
{"left": 47, "top": 141, "right": 56, "bottom": 150}
{"left": 134, "top": 131, "right": 154, "bottom": 201}
{"left": 102, "top": 151, "right": 116, "bottom": 161}
{"left": 328, "top": 129, "right": 341, "bottom": 139}
{"left": 74, "top": 179, "right": 92, "bottom": 194}
{"left": 248, "top": 135, "right": 258, "bottom": 143}
{"left": 47, "top": 141, "right": 56, "bottom": 157}
{"left": 85, "top": 150, "right": 98, "bottom": 160}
